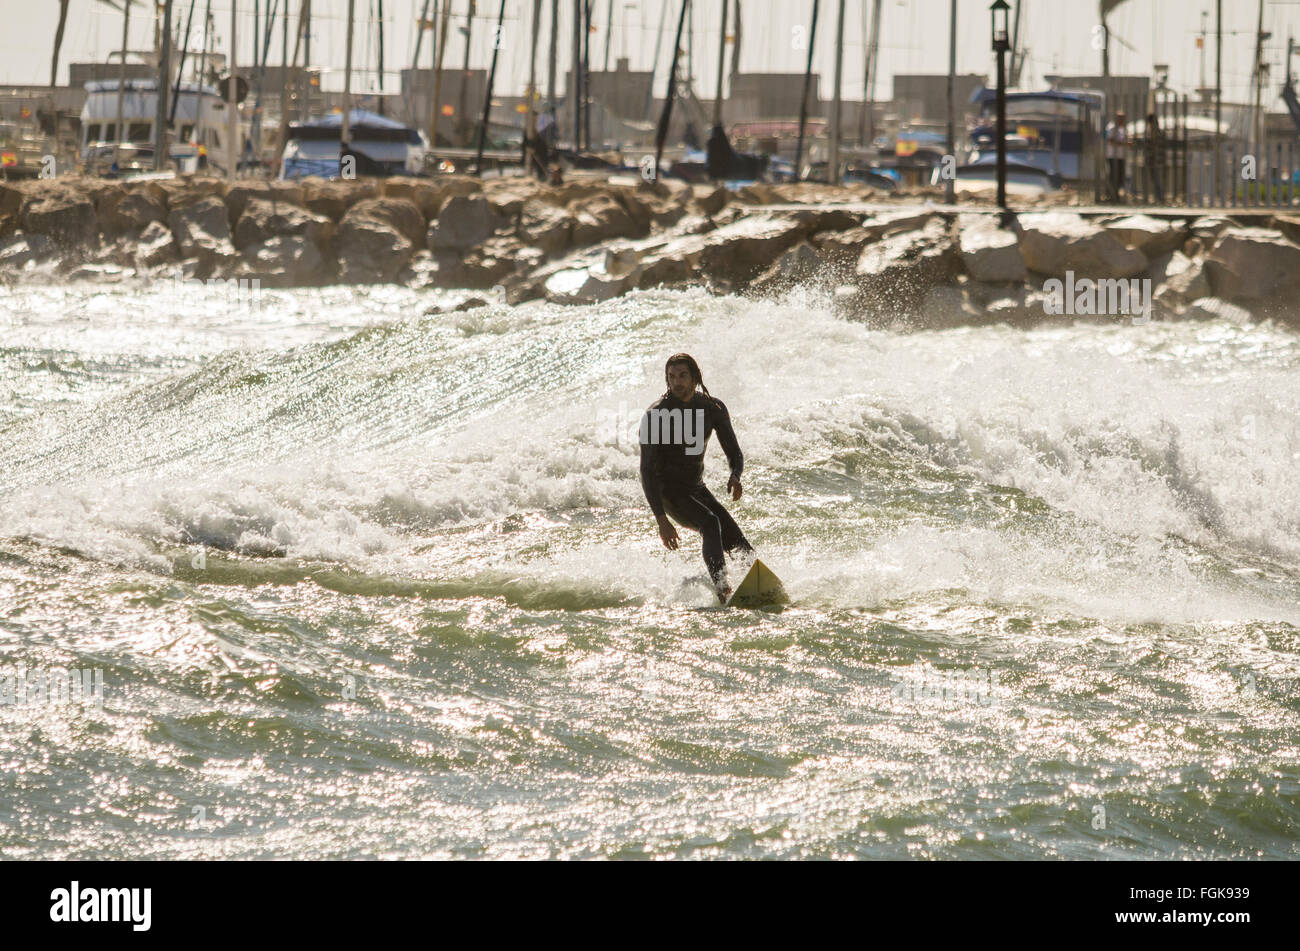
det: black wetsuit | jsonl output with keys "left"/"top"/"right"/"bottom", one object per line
{"left": 639, "top": 392, "right": 754, "bottom": 586}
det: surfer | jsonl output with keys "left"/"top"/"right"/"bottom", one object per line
{"left": 639, "top": 353, "right": 754, "bottom": 601}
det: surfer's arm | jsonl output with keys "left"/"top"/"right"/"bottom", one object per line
{"left": 638, "top": 419, "right": 668, "bottom": 520}
{"left": 711, "top": 400, "right": 744, "bottom": 483}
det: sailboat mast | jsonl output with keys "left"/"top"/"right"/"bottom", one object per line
{"left": 829, "top": 0, "right": 845, "bottom": 184}
{"left": 476, "top": 0, "right": 506, "bottom": 171}
{"left": 713, "top": 0, "right": 728, "bottom": 128}
{"left": 228, "top": 0, "right": 239, "bottom": 179}
{"left": 865, "top": 0, "right": 880, "bottom": 146}
{"left": 377, "top": 0, "right": 386, "bottom": 113}
{"left": 433, "top": 0, "right": 452, "bottom": 144}
{"left": 794, "top": 0, "right": 819, "bottom": 180}
{"left": 342, "top": 0, "right": 355, "bottom": 144}
{"left": 456, "top": 1, "right": 475, "bottom": 143}
{"left": 655, "top": 0, "right": 690, "bottom": 178}
{"left": 154, "top": 0, "right": 174, "bottom": 170}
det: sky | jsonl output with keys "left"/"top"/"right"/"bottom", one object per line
{"left": 3, "top": 0, "right": 1297, "bottom": 108}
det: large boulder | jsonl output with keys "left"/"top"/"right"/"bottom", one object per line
{"left": 1273, "top": 214, "right": 1300, "bottom": 246}
{"left": 1103, "top": 214, "right": 1185, "bottom": 258}
{"left": 571, "top": 193, "right": 643, "bottom": 246}
{"left": 449, "top": 236, "right": 540, "bottom": 288}
{"left": 300, "top": 178, "right": 378, "bottom": 220}
{"left": 481, "top": 179, "right": 542, "bottom": 219}
{"left": 429, "top": 194, "right": 497, "bottom": 252}
{"left": 0, "top": 232, "right": 58, "bottom": 270}
{"left": 517, "top": 199, "right": 573, "bottom": 255}
{"left": 917, "top": 284, "right": 986, "bottom": 329}
{"left": 241, "top": 234, "right": 327, "bottom": 286}
{"left": 1204, "top": 227, "right": 1300, "bottom": 300}
{"left": 749, "top": 242, "right": 823, "bottom": 296}
{"left": 134, "top": 220, "right": 179, "bottom": 268}
{"left": 168, "top": 195, "right": 234, "bottom": 264}
{"left": 380, "top": 178, "right": 443, "bottom": 219}
{"left": 852, "top": 219, "right": 960, "bottom": 319}
{"left": 958, "top": 215, "right": 1026, "bottom": 283}
{"left": 234, "top": 198, "right": 334, "bottom": 250}
{"left": 695, "top": 214, "right": 806, "bottom": 285}
{"left": 155, "top": 176, "right": 226, "bottom": 211}
{"left": 693, "top": 185, "right": 729, "bottom": 216}
{"left": 859, "top": 208, "right": 934, "bottom": 240}
{"left": 21, "top": 193, "right": 99, "bottom": 247}
{"left": 1150, "top": 250, "right": 1209, "bottom": 308}
{"left": 1017, "top": 212, "right": 1148, "bottom": 279}
{"left": 334, "top": 200, "right": 417, "bottom": 283}
{"left": 812, "top": 227, "right": 876, "bottom": 267}
{"left": 544, "top": 259, "right": 635, "bottom": 304}
{"left": 343, "top": 197, "right": 425, "bottom": 245}
{"left": 634, "top": 235, "right": 703, "bottom": 288}
{"left": 97, "top": 185, "right": 168, "bottom": 236}
{"left": 224, "top": 181, "right": 305, "bottom": 221}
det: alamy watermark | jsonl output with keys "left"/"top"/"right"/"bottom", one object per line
{"left": 1042, "top": 270, "right": 1152, "bottom": 324}
{"left": 157, "top": 268, "right": 263, "bottom": 312}
{"left": 891, "top": 664, "right": 1002, "bottom": 707}
{"left": 596, "top": 403, "right": 707, "bottom": 455}
{"left": 0, "top": 665, "right": 105, "bottom": 710}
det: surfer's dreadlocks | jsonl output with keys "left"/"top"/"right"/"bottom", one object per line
{"left": 664, "top": 353, "right": 718, "bottom": 406}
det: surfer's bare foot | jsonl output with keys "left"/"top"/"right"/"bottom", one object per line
{"left": 716, "top": 584, "right": 732, "bottom": 603}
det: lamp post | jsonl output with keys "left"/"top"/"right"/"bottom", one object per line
{"left": 990, "top": 0, "right": 1010, "bottom": 214}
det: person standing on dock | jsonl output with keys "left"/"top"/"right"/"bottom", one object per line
{"left": 1106, "top": 112, "right": 1128, "bottom": 201}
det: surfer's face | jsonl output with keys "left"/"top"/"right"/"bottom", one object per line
{"left": 666, "top": 363, "right": 696, "bottom": 402}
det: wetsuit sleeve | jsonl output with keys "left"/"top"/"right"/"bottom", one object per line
{"left": 712, "top": 399, "right": 744, "bottom": 482}
{"left": 639, "top": 410, "right": 667, "bottom": 519}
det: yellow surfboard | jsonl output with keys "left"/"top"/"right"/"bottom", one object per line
{"left": 726, "top": 558, "right": 789, "bottom": 608}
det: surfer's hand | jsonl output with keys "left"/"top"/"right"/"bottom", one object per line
{"left": 727, "top": 477, "right": 742, "bottom": 501}
{"left": 657, "top": 517, "right": 679, "bottom": 550}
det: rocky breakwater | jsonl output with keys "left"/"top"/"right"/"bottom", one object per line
{"left": 3, "top": 173, "right": 1300, "bottom": 331}
{"left": 795, "top": 208, "right": 1300, "bottom": 330}
{"left": 0, "top": 173, "right": 777, "bottom": 290}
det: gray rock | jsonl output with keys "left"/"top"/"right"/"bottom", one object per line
{"left": 571, "top": 193, "right": 643, "bottom": 247}
{"left": 750, "top": 242, "right": 823, "bottom": 295}
{"left": 343, "top": 197, "right": 426, "bottom": 245}
{"left": 1189, "top": 216, "right": 1234, "bottom": 240}
{"left": 517, "top": 200, "right": 573, "bottom": 255}
{"left": 234, "top": 198, "right": 333, "bottom": 250}
{"left": 0, "top": 232, "right": 57, "bottom": 269}
{"left": 1103, "top": 214, "right": 1185, "bottom": 257}
{"left": 135, "top": 220, "right": 179, "bottom": 268}
{"left": 1204, "top": 227, "right": 1300, "bottom": 300}
{"left": 544, "top": 261, "right": 634, "bottom": 304}
{"left": 168, "top": 195, "right": 233, "bottom": 261}
{"left": 1017, "top": 212, "right": 1148, "bottom": 279}
{"left": 695, "top": 214, "right": 807, "bottom": 284}
{"left": 21, "top": 194, "right": 99, "bottom": 247}
{"left": 853, "top": 220, "right": 960, "bottom": 319}
{"left": 1150, "top": 250, "right": 1209, "bottom": 305}
{"left": 334, "top": 213, "right": 415, "bottom": 284}
{"left": 242, "top": 234, "right": 326, "bottom": 286}
{"left": 917, "top": 284, "right": 986, "bottom": 329}
{"left": 1184, "top": 296, "right": 1253, "bottom": 325}
{"left": 430, "top": 194, "right": 498, "bottom": 252}
{"left": 860, "top": 208, "right": 935, "bottom": 240}
{"left": 958, "top": 215, "right": 1026, "bottom": 283}
{"left": 98, "top": 188, "right": 167, "bottom": 236}
{"left": 694, "top": 185, "right": 729, "bottom": 216}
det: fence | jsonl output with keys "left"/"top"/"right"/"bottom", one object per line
{"left": 1096, "top": 91, "right": 1300, "bottom": 208}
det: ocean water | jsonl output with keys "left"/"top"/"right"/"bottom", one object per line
{"left": 1, "top": 278, "right": 1298, "bottom": 859}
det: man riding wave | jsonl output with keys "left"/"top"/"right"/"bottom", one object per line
{"left": 639, "top": 353, "right": 755, "bottom": 602}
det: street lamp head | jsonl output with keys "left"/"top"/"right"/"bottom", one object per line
{"left": 990, "top": 0, "right": 1010, "bottom": 52}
